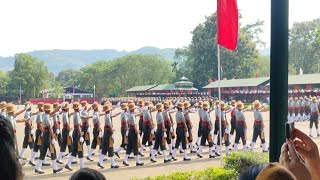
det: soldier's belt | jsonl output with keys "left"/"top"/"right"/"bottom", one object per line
{"left": 177, "top": 122, "right": 184, "bottom": 126}
{"left": 254, "top": 120, "right": 262, "bottom": 124}
{"left": 202, "top": 121, "right": 209, "bottom": 126}
{"left": 37, "top": 123, "right": 42, "bottom": 128}
{"left": 74, "top": 124, "right": 80, "bottom": 129}
{"left": 236, "top": 121, "right": 244, "bottom": 124}
{"left": 94, "top": 123, "right": 100, "bottom": 128}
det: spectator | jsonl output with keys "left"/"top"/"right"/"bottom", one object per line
{"left": 279, "top": 138, "right": 311, "bottom": 180}
{"left": 69, "top": 168, "right": 106, "bottom": 180}
{"left": 289, "top": 128, "right": 320, "bottom": 180}
{"left": 240, "top": 163, "right": 296, "bottom": 180}
{"left": 0, "top": 115, "right": 24, "bottom": 180}
{"left": 240, "top": 128, "right": 319, "bottom": 180}
{"left": 238, "top": 164, "right": 267, "bottom": 180}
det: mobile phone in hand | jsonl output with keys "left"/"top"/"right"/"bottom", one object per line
{"left": 285, "top": 121, "right": 295, "bottom": 139}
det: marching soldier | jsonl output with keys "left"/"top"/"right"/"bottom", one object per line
{"left": 229, "top": 100, "right": 237, "bottom": 140}
{"left": 183, "top": 101, "right": 196, "bottom": 153}
{"left": 168, "top": 101, "right": 176, "bottom": 151}
{"left": 88, "top": 102, "right": 104, "bottom": 161}
{"left": 65, "top": 102, "right": 85, "bottom": 171}
{"left": 172, "top": 102, "right": 191, "bottom": 161}
{"left": 35, "top": 103, "right": 63, "bottom": 174}
{"left": 19, "top": 102, "right": 35, "bottom": 164}
{"left": 309, "top": 97, "right": 319, "bottom": 137}
{"left": 97, "top": 104, "right": 120, "bottom": 169}
{"left": 197, "top": 101, "right": 215, "bottom": 158}
{"left": 163, "top": 102, "right": 174, "bottom": 155}
{"left": 6, "top": 103, "right": 28, "bottom": 166}
{"left": 305, "top": 96, "right": 311, "bottom": 120}
{"left": 140, "top": 101, "right": 154, "bottom": 157}
{"left": 214, "top": 101, "right": 231, "bottom": 156}
{"left": 213, "top": 101, "right": 220, "bottom": 143}
{"left": 80, "top": 101, "right": 92, "bottom": 160}
{"left": 0, "top": 101, "right": 6, "bottom": 117}
{"left": 30, "top": 102, "right": 51, "bottom": 166}
{"left": 288, "top": 97, "right": 294, "bottom": 121}
{"left": 122, "top": 103, "right": 144, "bottom": 166}
{"left": 299, "top": 97, "right": 305, "bottom": 121}
{"left": 115, "top": 103, "right": 129, "bottom": 158}
{"left": 249, "top": 101, "right": 268, "bottom": 152}
{"left": 293, "top": 97, "right": 300, "bottom": 120}
{"left": 150, "top": 103, "right": 171, "bottom": 163}
{"left": 233, "top": 101, "right": 248, "bottom": 151}
{"left": 195, "top": 101, "right": 204, "bottom": 147}
{"left": 137, "top": 100, "right": 144, "bottom": 137}
{"left": 57, "top": 102, "right": 75, "bottom": 164}
{"left": 52, "top": 102, "right": 62, "bottom": 148}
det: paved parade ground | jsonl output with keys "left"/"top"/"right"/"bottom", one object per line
{"left": 15, "top": 105, "right": 320, "bottom": 180}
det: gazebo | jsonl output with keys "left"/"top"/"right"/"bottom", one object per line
{"left": 126, "top": 76, "right": 201, "bottom": 97}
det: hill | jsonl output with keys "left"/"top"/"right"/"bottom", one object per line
{"left": 0, "top": 46, "right": 176, "bottom": 74}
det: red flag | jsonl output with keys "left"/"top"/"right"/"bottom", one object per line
{"left": 217, "top": 0, "right": 238, "bottom": 50}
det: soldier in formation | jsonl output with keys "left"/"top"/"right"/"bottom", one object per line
{"left": 249, "top": 101, "right": 268, "bottom": 152}
{"left": 34, "top": 103, "right": 63, "bottom": 174}
{"left": 5, "top": 96, "right": 320, "bottom": 173}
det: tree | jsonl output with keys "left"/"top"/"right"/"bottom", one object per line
{"left": 46, "top": 72, "right": 64, "bottom": 98}
{"left": 0, "top": 71, "right": 9, "bottom": 97}
{"left": 289, "top": 18, "right": 320, "bottom": 74}
{"left": 76, "top": 54, "right": 175, "bottom": 97}
{"left": 7, "top": 53, "right": 49, "bottom": 100}
{"left": 174, "top": 14, "right": 263, "bottom": 89}
{"left": 56, "top": 69, "right": 80, "bottom": 87}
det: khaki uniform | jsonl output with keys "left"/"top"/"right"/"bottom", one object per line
{"left": 310, "top": 103, "right": 319, "bottom": 129}
{"left": 60, "top": 112, "right": 72, "bottom": 153}
{"left": 235, "top": 110, "right": 246, "bottom": 145}
{"left": 22, "top": 111, "right": 34, "bottom": 149}
{"left": 71, "top": 112, "right": 83, "bottom": 158}
{"left": 175, "top": 111, "right": 187, "bottom": 150}
{"left": 52, "top": 111, "right": 62, "bottom": 147}
{"left": 200, "top": 110, "right": 213, "bottom": 147}
{"left": 101, "top": 113, "right": 114, "bottom": 157}
{"left": 91, "top": 111, "right": 102, "bottom": 151}
{"left": 81, "top": 110, "right": 90, "bottom": 146}
{"left": 197, "top": 108, "right": 204, "bottom": 138}
{"left": 153, "top": 112, "right": 166, "bottom": 151}
{"left": 142, "top": 109, "right": 153, "bottom": 147}
{"left": 126, "top": 112, "right": 138, "bottom": 155}
{"left": 39, "top": 113, "right": 57, "bottom": 160}
{"left": 251, "top": 110, "right": 265, "bottom": 144}
{"left": 119, "top": 111, "right": 128, "bottom": 148}
{"left": 34, "top": 112, "right": 43, "bottom": 153}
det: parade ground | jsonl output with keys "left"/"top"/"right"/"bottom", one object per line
{"left": 16, "top": 105, "right": 320, "bottom": 180}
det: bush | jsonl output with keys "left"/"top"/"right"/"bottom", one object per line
{"left": 224, "top": 151, "right": 269, "bottom": 174}
{"left": 133, "top": 167, "right": 237, "bottom": 180}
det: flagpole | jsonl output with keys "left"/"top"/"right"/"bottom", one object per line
{"left": 217, "top": 44, "right": 223, "bottom": 167}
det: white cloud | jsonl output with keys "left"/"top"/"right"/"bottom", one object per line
{"left": 0, "top": 0, "right": 318, "bottom": 56}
